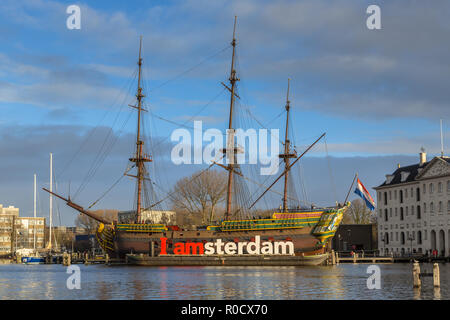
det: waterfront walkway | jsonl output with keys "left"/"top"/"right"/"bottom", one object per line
{"left": 333, "top": 251, "right": 450, "bottom": 264}
{"left": 337, "top": 256, "right": 394, "bottom": 263}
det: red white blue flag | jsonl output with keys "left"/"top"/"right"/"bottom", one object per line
{"left": 354, "top": 178, "right": 375, "bottom": 210}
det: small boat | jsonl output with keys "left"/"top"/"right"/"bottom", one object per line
{"left": 21, "top": 255, "right": 45, "bottom": 265}
{"left": 19, "top": 175, "right": 45, "bottom": 265}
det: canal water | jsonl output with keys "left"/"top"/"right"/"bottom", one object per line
{"left": 0, "top": 263, "right": 448, "bottom": 299}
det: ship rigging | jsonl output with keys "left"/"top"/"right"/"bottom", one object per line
{"left": 43, "top": 17, "right": 350, "bottom": 263}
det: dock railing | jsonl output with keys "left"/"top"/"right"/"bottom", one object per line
{"left": 334, "top": 250, "right": 393, "bottom": 263}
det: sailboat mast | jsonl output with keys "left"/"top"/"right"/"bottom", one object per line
{"left": 280, "top": 79, "right": 296, "bottom": 212}
{"left": 282, "top": 80, "right": 290, "bottom": 212}
{"left": 49, "top": 153, "right": 52, "bottom": 250}
{"left": 34, "top": 174, "right": 36, "bottom": 251}
{"left": 440, "top": 119, "right": 444, "bottom": 157}
{"left": 129, "top": 36, "right": 152, "bottom": 223}
{"left": 225, "top": 16, "right": 239, "bottom": 220}
{"left": 136, "top": 36, "right": 144, "bottom": 222}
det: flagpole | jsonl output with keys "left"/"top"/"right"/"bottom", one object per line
{"left": 343, "top": 173, "right": 358, "bottom": 204}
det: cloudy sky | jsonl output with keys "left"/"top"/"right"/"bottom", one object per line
{"left": 0, "top": 0, "right": 448, "bottom": 225}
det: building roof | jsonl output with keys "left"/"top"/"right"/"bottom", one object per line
{"left": 375, "top": 156, "right": 450, "bottom": 189}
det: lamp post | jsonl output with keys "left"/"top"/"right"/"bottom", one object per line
{"left": 337, "top": 234, "right": 342, "bottom": 252}
{"left": 347, "top": 229, "right": 352, "bottom": 252}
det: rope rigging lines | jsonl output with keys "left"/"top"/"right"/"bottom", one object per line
{"left": 55, "top": 35, "right": 338, "bottom": 217}
{"left": 62, "top": 44, "right": 230, "bottom": 209}
{"left": 146, "top": 45, "right": 231, "bottom": 94}
{"left": 57, "top": 68, "right": 139, "bottom": 181}
{"left": 324, "top": 136, "right": 338, "bottom": 204}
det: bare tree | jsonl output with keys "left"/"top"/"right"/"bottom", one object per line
{"left": 74, "top": 209, "right": 118, "bottom": 234}
{"left": 343, "top": 199, "right": 375, "bottom": 224}
{"left": 205, "top": 170, "right": 227, "bottom": 223}
{"left": 253, "top": 208, "right": 274, "bottom": 219}
{"left": 75, "top": 214, "right": 99, "bottom": 234}
{"left": 159, "top": 212, "right": 170, "bottom": 225}
{"left": 53, "top": 229, "right": 74, "bottom": 250}
{"left": 171, "top": 170, "right": 227, "bottom": 224}
{"left": 171, "top": 175, "right": 209, "bottom": 224}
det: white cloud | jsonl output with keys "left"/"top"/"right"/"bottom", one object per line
{"left": 1, "top": 0, "right": 450, "bottom": 121}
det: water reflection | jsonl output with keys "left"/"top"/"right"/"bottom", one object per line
{"left": 413, "top": 287, "right": 421, "bottom": 300}
{"left": 0, "top": 263, "right": 448, "bottom": 300}
{"left": 434, "top": 287, "right": 441, "bottom": 300}
{"left": 158, "top": 268, "right": 169, "bottom": 299}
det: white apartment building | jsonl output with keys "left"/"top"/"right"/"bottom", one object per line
{"left": 0, "top": 205, "right": 19, "bottom": 256}
{"left": 0, "top": 205, "right": 19, "bottom": 216}
{"left": 374, "top": 152, "right": 450, "bottom": 257}
{"left": 118, "top": 210, "right": 176, "bottom": 224}
{"left": 14, "top": 217, "right": 45, "bottom": 251}
{"left": 0, "top": 205, "right": 45, "bottom": 256}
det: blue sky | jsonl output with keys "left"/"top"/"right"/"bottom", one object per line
{"left": 0, "top": 0, "right": 449, "bottom": 225}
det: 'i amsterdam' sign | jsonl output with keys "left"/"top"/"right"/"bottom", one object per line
{"left": 159, "top": 235, "right": 294, "bottom": 255}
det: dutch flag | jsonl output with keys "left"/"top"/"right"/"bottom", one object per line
{"left": 354, "top": 178, "right": 375, "bottom": 210}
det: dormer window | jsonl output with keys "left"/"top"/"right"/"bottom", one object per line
{"left": 400, "top": 171, "right": 410, "bottom": 182}
{"left": 385, "top": 174, "right": 394, "bottom": 184}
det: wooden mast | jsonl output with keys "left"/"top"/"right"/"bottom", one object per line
{"left": 42, "top": 37, "right": 151, "bottom": 225}
{"left": 129, "top": 36, "right": 152, "bottom": 223}
{"left": 225, "top": 16, "right": 239, "bottom": 220}
{"left": 249, "top": 133, "right": 326, "bottom": 210}
{"left": 43, "top": 188, "right": 112, "bottom": 224}
{"left": 279, "top": 79, "right": 297, "bottom": 212}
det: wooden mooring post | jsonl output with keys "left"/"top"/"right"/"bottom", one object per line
{"left": 62, "top": 252, "right": 71, "bottom": 266}
{"left": 433, "top": 263, "right": 440, "bottom": 288}
{"left": 413, "top": 261, "right": 421, "bottom": 288}
{"left": 412, "top": 262, "right": 440, "bottom": 288}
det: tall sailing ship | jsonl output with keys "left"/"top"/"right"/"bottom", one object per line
{"left": 45, "top": 18, "right": 349, "bottom": 266}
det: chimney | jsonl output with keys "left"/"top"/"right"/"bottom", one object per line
{"left": 419, "top": 150, "right": 427, "bottom": 165}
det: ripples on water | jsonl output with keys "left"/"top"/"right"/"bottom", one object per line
{"left": 0, "top": 263, "right": 448, "bottom": 300}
